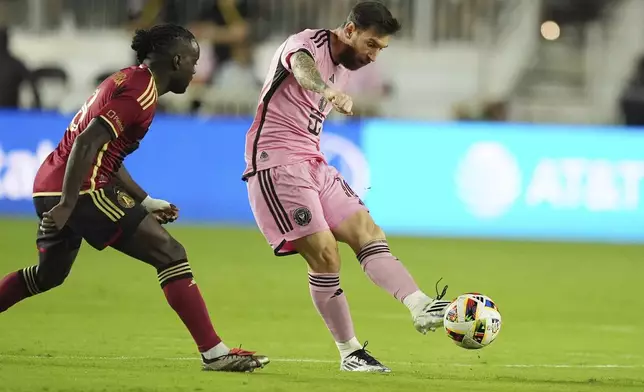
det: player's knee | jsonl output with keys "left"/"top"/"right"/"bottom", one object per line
{"left": 336, "top": 211, "right": 386, "bottom": 251}
{"left": 362, "top": 220, "right": 385, "bottom": 241}
{"left": 155, "top": 243, "right": 193, "bottom": 288}
{"left": 35, "top": 268, "right": 69, "bottom": 292}
{"left": 168, "top": 237, "right": 187, "bottom": 262}
{"left": 307, "top": 242, "right": 341, "bottom": 273}
{"left": 154, "top": 236, "right": 187, "bottom": 268}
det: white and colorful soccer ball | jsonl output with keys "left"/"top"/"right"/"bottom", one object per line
{"left": 443, "top": 293, "right": 502, "bottom": 350}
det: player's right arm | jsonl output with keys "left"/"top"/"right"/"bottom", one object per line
{"left": 290, "top": 51, "right": 353, "bottom": 115}
{"left": 290, "top": 51, "right": 329, "bottom": 95}
{"left": 59, "top": 120, "right": 113, "bottom": 209}
{"left": 40, "top": 120, "right": 114, "bottom": 232}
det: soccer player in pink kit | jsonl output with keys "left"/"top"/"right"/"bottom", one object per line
{"left": 243, "top": 2, "right": 451, "bottom": 372}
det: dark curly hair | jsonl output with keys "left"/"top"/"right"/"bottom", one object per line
{"left": 131, "top": 24, "right": 195, "bottom": 64}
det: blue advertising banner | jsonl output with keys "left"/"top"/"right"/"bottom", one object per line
{"left": 5, "top": 110, "right": 644, "bottom": 243}
{"left": 0, "top": 111, "right": 366, "bottom": 224}
{"left": 361, "top": 120, "right": 644, "bottom": 242}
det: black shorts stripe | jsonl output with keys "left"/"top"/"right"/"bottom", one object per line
{"left": 264, "top": 170, "right": 294, "bottom": 232}
{"left": 339, "top": 179, "right": 352, "bottom": 197}
{"left": 258, "top": 170, "right": 289, "bottom": 235}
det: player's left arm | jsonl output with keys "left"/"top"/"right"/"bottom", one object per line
{"left": 99, "top": 73, "right": 177, "bottom": 223}
{"left": 114, "top": 164, "right": 148, "bottom": 202}
{"left": 114, "top": 165, "right": 178, "bottom": 223}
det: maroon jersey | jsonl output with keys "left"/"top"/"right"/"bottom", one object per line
{"left": 33, "top": 65, "right": 158, "bottom": 196}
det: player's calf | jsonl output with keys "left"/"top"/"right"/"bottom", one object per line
{"left": 0, "top": 270, "right": 31, "bottom": 312}
{"left": 0, "top": 249, "right": 77, "bottom": 313}
{"left": 0, "top": 265, "right": 69, "bottom": 312}
{"left": 333, "top": 210, "right": 450, "bottom": 333}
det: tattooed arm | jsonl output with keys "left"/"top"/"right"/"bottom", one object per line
{"left": 290, "top": 51, "right": 329, "bottom": 94}
{"left": 290, "top": 50, "right": 354, "bottom": 115}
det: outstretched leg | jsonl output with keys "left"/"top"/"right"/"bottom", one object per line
{"left": 332, "top": 210, "right": 451, "bottom": 334}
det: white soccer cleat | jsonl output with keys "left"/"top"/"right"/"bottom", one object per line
{"left": 340, "top": 342, "right": 391, "bottom": 373}
{"left": 412, "top": 298, "right": 452, "bottom": 334}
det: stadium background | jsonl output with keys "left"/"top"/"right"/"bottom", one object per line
{"left": 0, "top": 1, "right": 642, "bottom": 391}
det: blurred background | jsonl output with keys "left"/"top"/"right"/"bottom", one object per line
{"left": 3, "top": 0, "right": 644, "bottom": 124}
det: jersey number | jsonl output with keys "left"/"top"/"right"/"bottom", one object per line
{"left": 307, "top": 108, "right": 324, "bottom": 136}
{"left": 69, "top": 88, "right": 101, "bottom": 132}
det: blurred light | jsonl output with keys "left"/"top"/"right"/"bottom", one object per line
{"left": 540, "top": 21, "right": 560, "bottom": 41}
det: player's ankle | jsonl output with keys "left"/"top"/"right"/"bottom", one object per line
{"left": 201, "top": 341, "right": 230, "bottom": 360}
{"left": 336, "top": 337, "right": 362, "bottom": 360}
{"left": 403, "top": 290, "right": 432, "bottom": 315}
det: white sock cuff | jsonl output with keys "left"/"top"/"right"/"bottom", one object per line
{"left": 201, "top": 341, "right": 230, "bottom": 360}
{"left": 336, "top": 337, "right": 362, "bottom": 359}
{"left": 403, "top": 290, "right": 431, "bottom": 312}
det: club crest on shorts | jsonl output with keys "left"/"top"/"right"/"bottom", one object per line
{"left": 293, "top": 207, "right": 312, "bottom": 226}
{"left": 116, "top": 191, "right": 136, "bottom": 209}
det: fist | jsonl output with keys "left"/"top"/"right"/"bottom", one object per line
{"left": 324, "top": 89, "right": 354, "bottom": 115}
{"left": 153, "top": 204, "right": 179, "bottom": 224}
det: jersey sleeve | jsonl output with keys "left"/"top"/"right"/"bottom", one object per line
{"left": 97, "top": 72, "right": 157, "bottom": 139}
{"left": 280, "top": 30, "right": 326, "bottom": 72}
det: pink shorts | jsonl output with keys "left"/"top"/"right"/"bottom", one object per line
{"left": 247, "top": 159, "right": 368, "bottom": 256}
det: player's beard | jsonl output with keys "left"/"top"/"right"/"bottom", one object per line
{"left": 338, "top": 46, "right": 362, "bottom": 70}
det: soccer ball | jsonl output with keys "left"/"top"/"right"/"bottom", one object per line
{"left": 443, "top": 293, "right": 502, "bottom": 350}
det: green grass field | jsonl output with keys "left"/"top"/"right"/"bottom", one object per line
{"left": 0, "top": 218, "right": 642, "bottom": 392}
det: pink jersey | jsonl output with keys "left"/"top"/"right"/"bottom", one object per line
{"left": 242, "top": 29, "right": 350, "bottom": 179}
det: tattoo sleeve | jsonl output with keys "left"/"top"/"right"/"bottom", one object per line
{"left": 290, "top": 51, "right": 328, "bottom": 94}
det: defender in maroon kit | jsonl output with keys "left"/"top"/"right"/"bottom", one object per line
{"left": 0, "top": 24, "right": 268, "bottom": 372}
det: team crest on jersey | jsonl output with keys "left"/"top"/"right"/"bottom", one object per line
{"left": 318, "top": 96, "right": 328, "bottom": 112}
{"left": 112, "top": 71, "right": 127, "bottom": 87}
{"left": 293, "top": 207, "right": 312, "bottom": 226}
{"left": 116, "top": 191, "right": 136, "bottom": 209}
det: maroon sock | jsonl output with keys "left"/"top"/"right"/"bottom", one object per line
{"left": 0, "top": 269, "right": 33, "bottom": 313}
{"left": 158, "top": 260, "right": 222, "bottom": 352}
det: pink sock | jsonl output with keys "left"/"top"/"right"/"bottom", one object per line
{"left": 357, "top": 240, "right": 419, "bottom": 302}
{"left": 308, "top": 272, "right": 355, "bottom": 343}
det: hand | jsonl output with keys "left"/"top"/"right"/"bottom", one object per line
{"left": 40, "top": 203, "right": 73, "bottom": 234}
{"left": 323, "top": 88, "right": 354, "bottom": 116}
{"left": 141, "top": 196, "right": 172, "bottom": 213}
{"left": 153, "top": 204, "right": 179, "bottom": 225}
